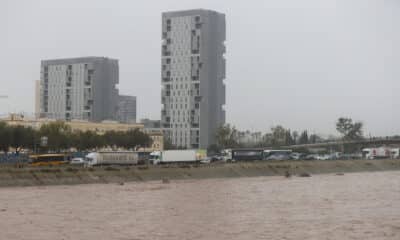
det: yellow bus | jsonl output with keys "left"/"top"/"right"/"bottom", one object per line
{"left": 29, "top": 154, "right": 71, "bottom": 166}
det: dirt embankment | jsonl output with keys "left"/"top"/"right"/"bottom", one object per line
{"left": 0, "top": 159, "right": 399, "bottom": 187}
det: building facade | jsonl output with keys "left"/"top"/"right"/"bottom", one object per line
{"left": 161, "top": 9, "right": 226, "bottom": 149}
{"left": 140, "top": 119, "right": 161, "bottom": 129}
{"left": 34, "top": 80, "right": 40, "bottom": 119}
{"left": 39, "top": 57, "right": 119, "bottom": 122}
{"left": 117, "top": 95, "right": 137, "bottom": 123}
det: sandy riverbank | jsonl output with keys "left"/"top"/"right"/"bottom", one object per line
{"left": 0, "top": 159, "right": 399, "bottom": 187}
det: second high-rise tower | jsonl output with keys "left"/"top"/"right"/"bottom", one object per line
{"left": 161, "top": 9, "right": 226, "bottom": 149}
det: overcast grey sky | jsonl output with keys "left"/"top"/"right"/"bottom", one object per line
{"left": 1, "top": 0, "right": 399, "bottom": 136}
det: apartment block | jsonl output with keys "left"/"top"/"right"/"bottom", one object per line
{"left": 40, "top": 57, "right": 119, "bottom": 122}
{"left": 161, "top": 9, "right": 226, "bottom": 149}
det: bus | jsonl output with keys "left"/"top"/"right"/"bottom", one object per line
{"left": 29, "top": 154, "right": 71, "bottom": 166}
{"left": 231, "top": 149, "right": 264, "bottom": 161}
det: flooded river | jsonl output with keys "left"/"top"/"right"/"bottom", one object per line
{"left": 1, "top": 171, "right": 400, "bottom": 240}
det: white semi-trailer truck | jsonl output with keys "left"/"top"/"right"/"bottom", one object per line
{"left": 150, "top": 150, "right": 207, "bottom": 165}
{"left": 85, "top": 151, "right": 144, "bottom": 166}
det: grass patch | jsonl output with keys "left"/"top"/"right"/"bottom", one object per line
{"left": 65, "top": 167, "right": 79, "bottom": 172}
{"left": 40, "top": 168, "right": 61, "bottom": 173}
{"left": 105, "top": 166, "right": 120, "bottom": 171}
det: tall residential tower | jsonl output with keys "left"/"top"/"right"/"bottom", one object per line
{"left": 39, "top": 57, "right": 119, "bottom": 122}
{"left": 161, "top": 9, "right": 226, "bottom": 149}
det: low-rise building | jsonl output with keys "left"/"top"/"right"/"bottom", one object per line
{"left": 1, "top": 114, "right": 163, "bottom": 151}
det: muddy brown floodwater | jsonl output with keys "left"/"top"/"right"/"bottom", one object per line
{"left": 0, "top": 171, "right": 400, "bottom": 240}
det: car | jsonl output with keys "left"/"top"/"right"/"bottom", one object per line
{"left": 200, "top": 157, "right": 212, "bottom": 164}
{"left": 305, "top": 154, "right": 318, "bottom": 160}
{"left": 290, "top": 152, "right": 303, "bottom": 160}
{"left": 210, "top": 155, "right": 223, "bottom": 161}
{"left": 266, "top": 153, "right": 291, "bottom": 161}
{"left": 316, "top": 154, "right": 331, "bottom": 160}
{"left": 70, "top": 157, "right": 86, "bottom": 165}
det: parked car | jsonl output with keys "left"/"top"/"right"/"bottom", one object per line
{"left": 211, "top": 155, "right": 223, "bottom": 162}
{"left": 266, "top": 153, "right": 291, "bottom": 161}
{"left": 305, "top": 154, "right": 318, "bottom": 160}
{"left": 290, "top": 152, "right": 304, "bottom": 160}
{"left": 70, "top": 157, "right": 86, "bottom": 165}
{"left": 200, "top": 157, "right": 212, "bottom": 164}
{"left": 316, "top": 154, "right": 331, "bottom": 160}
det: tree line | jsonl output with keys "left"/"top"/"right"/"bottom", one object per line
{"left": 213, "top": 117, "right": 364, "bottom": 150}
{"left": 0, "top": 121, "right": 152, "bottom": 154}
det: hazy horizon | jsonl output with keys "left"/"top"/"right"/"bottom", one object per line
{"left": 1, "top": 0, "right": 399, "bottom": 137}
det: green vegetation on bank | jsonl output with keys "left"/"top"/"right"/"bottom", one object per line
{"left": 0, "top": 121, "right": 152, "bottom": 154}
{"left": 214, "top": 117, "right": 365, "bottom": 150}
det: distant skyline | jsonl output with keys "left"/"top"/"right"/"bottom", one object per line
{"left": 1, "top": 0, "right": 399, "bottom": 137}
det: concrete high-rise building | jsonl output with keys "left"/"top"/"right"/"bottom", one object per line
{"left": 117, "top": 95, "right": 137, "bottom": 123}
{"left": 34, "top": 80, "right": 40, "bottom": 119}
{"left": 161, "top": 9, "right": 226, "bottom": 149}
{"left": 39, "top": 57, "right": 119, "bottom": 122}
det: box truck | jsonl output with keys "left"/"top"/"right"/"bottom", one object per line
{"left": 150, "top": 150, "right": 207, "bottom": 165}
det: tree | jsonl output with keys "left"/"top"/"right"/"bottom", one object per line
{"left": 123, "top": 129, "right": 153, "bottom": 150}
{"left": 298, "top": 130, "right": 309, "bottom": 144}
{"left": 336, "top": 117, "right": 363, "bottom": 141}
{"left": 73, "top": 130, "right": 104, "bottom": 151}
{"left": 215, "top": 124, "right": 239, "bottom": 149}
{"left": 292, "top": 131, "right": 299, "bottom": 145}
{"left": 0, "top": 122, "right": 11, "bottom": 153}
{"left": 102, "top": 129, "right": 152, "bottom": 150}
{"left": 270, "top": 125, "right": 287, "bottom": 146}
{"left": 9, "top": 125, "right": 35, "bottom": 154}
{"left": 262, "top": 133, "right": 274, "bottom": 147}
{"left": 285, "top": 129, "right": 295, "bottom": 145}
{"left": 309, "top": 134, "right": 319, "bottom": 144}
{"left": 39, "top": 121, "right": 72, "bottom": 151}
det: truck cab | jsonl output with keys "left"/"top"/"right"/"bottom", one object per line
{"left": 149, "top": 151, "right": 161, "bottom": 165}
